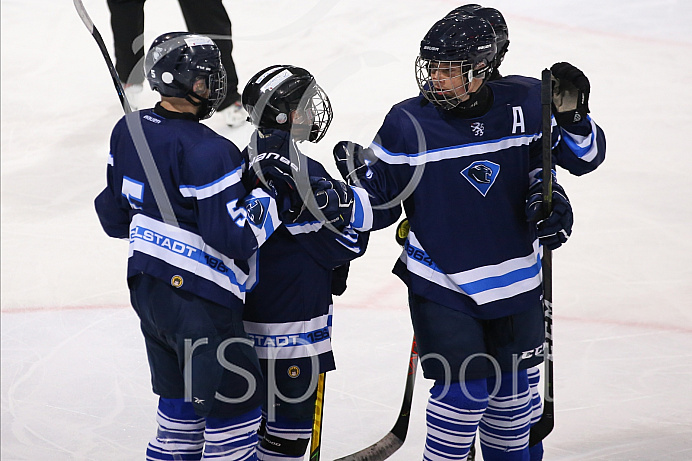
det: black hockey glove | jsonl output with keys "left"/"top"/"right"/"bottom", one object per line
{"left": 333, "top": 141, "right": 375, "bottom": 185}
{"left": 550, "top": 62, "right": 590, "bottom": 126}
{"left": 526, "top": 181, "right": 573, "bottom": 250}
{"left": 292, "top": 177, "right": 354, "bottom": 230}
{"left": 331, "top": 263, "right": 350, "bottom": 296}
{"left": 243, "top": 132, "right": 306, "bottom": 219}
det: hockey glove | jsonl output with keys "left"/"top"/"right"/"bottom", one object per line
{"left": 333, "top": 141, "right": 375, "bottom": 185}
{"left": 292, "top": 177, "right": 354, "bottom": 230}
{"left": 550, "top": 62, "right": 590, "bottom": 126}
{"left": 331, "top": 263, "right": 350, "bottom": 296}
{"left": 526, "top": 181, "right": 573, "bottom": 250}
{"left": 243, "top": 133, "right": 306, "bottom": 219}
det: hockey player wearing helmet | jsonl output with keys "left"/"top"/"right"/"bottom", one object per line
{"left": 95, "top": 33, "right": 288, "bottom": 460}
{"left": 434, "top": 8, "right": 607, "bottom": 460}
{"left": 331, "top": 11, "right": 605, "bottom": 460}
{"left": 239, "top": 65, "right": 368, "bottom": 461}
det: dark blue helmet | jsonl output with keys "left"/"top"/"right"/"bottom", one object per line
{"left": 415, "top": 14, "right": 497, "bottom": 109}
{"left": 445, "top": 4, "right": 483, "bottom": 17}
{"left": 444, "top": 6, "right": 510, "bottom": 71}
{"left": 242, "top": 65, "right": 333, "bottom": 143}
{"left": 419, "top": 14, "right": 496, "bottom": 65}
{"left": 144, "top": 32, "right": 227, "bottom": 119}
{"left": 475, "top": 8, "right": 510, "bottom": 67}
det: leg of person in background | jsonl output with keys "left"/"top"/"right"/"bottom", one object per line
{"left": 178, "top": 0, "right": 248, "bottom": 126}
{"left": 107, "top": 0, "right": 147, "bottom": 108}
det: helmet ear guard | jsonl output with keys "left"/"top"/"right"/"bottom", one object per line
{"left": 145, "top": 32, "right": 227, "bottom": 119}
{"left": 241, "top": 65, "right": 333, "bottom": 143}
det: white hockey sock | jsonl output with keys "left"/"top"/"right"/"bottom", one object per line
{"left": 146, "top": 397, "right": 205, "bottom": 461}
{"left": 202, "top": 408, "right": 262, "bottom": 461}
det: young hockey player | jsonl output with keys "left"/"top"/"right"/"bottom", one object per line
{"left": 95, "top": 33, "right": 284, "bottom": 460}
{"left": 239, "top": 64, "right": 369, "bottom": 460}
{"left": 439, "top": 6, "right": 607, "bottom": 460}
{"left": 332, "top": 12, "right": 605, "bottom": 461}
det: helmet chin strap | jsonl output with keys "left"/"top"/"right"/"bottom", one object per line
{"left": 184, "top": 92, "right": 210, "bottom": 119}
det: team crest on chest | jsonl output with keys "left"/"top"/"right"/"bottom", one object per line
{"left": 461, "top": 160, "right": 500, "bottom": 196}
{"left": 470, "top": 122, "right": 485, "bottom": 136}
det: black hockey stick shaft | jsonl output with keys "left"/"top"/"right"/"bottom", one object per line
{"left": 74, "top": 0, "right": 180, "bottom": 227}
{"left": 529, "top": 68, "right": 555, "bottom": 447}
{"left": 73, "top": 0, "right": 131, "bottom": 113}
{"left": 334, "top": 336, "right": 419, "bottom": 461}
{"left": 309, "top": 373, "right": 327, "bottom": 461}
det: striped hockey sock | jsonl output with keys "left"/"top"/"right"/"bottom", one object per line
{"left": 203, "top": 408, "right": 262, "bottom": 460}
{"left": 478, "top": 371, "right": 532, "bottom": 461}
{"left": 257, "top": 413, "right": 312, "bottom": 460}
{"left": 146, "top": 397, "right": 205, "bottom": 461}
{"left": 423, "top": 379, "right": 489, "bottom": 461}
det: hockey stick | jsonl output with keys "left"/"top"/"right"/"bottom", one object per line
{"left": 73, "top": 0, "right": 131, "bottom": 113}
{"left": 334, "top": 336, "right": 419, "bottom": 461}
{"left": 74, "top": 0, "right": 179, "bottom": 227}
{"left": 309, "top": 373, "right": 327, "bottom": 461}
{"left": 529, "top": 68, "right": 555, "bottom": 447}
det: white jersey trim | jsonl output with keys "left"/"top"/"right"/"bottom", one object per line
{"left": 370, "top": 132, "right": 541, "bottom": 166}
{"left": 129, "top": 214, "right": 249, "bottom": 300}
{"left": 243, "top": 307, "right": 333, "bottom": 360}
{"left": 402, "top": 231, "right": 543, "bottom": 305}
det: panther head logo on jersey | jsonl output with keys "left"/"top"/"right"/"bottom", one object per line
{"left": 461, "top": 160, "right": 501, "bottom": 196}
{"left": 468, "top": 164, "right": 493, "bottom": 184}
{"left": 244, "top": 198, "right": 268, "bottom": 226}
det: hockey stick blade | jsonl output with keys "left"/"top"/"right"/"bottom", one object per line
{"left": 334, "top": 337, "right": 418, "bottom": 461}
{"left": 73, "top": 0, "right": 131, "bottom": 113}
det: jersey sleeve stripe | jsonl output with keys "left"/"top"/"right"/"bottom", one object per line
{"left": 560, "top": 116, "right": 599, "bottom": 162}
{"left": 370, "top": 133, "right": 541, "bottom": 166}
{"left": 179, "top": 164, "right": 243, "bottom": 199}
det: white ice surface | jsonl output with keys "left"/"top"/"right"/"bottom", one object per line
{"left": 2, "top": 0, "right": 692, "bottom": 459}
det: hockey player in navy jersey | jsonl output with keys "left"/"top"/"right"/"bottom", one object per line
{"left": 438, "top": 6, "right": 607, "bottom": 460}
{"left": 95, "top": 33, "right": 285, "bottom": 460}
{"left": 238, "top": 65, "right": 368, "bottom": 460}
{"left": 331, "top": 13, "right": 604, "bottom": 461}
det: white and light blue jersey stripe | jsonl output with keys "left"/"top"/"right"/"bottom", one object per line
{"left": 401, "top": 231, "right": 543, "bottom": 306}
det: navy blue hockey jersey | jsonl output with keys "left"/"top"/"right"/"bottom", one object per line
{"left": 95, "top": 104, "right": 281, "bottom": 308}
{"left": 240, "top": 130, "right": 369, "bottom": 370}
{"left": 349, "top": 75, "right": 606, "bottom": 319}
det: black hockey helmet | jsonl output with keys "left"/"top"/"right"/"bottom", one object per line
{"left": 475, "top": 7, "right": 510, "bottom": 67}
{"left": 415, "top": 14, "right": 497, "bottom": 109}
{"left": 241, "top": 65, "right": 333, "bottom": 143}
{"left": 144, "top": 32, "right": 227, "bottom": 119}
{"left": 445, "top": 4, "right": 483, "bottom": 17}
{"left": 445, "top": 6, "right": 510, "bottom": 69}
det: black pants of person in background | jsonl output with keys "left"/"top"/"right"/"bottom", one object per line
{"left": 107, "top": 0, "right": 240, "bottom": 110}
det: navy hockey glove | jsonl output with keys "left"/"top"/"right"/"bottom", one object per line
{"left": 312, "top": 177, "right": 354, "bottom": 229}
{"left": 291, "top": 177, "right": 354, "bottom": 230}
{"left": 331, "top": 263, "right": 350, "bottom": 296}
{"left": 551, "top": 62, "right": 590, "bottom": 125}
{"left": 333, "top": 141, "right": 374, "bottom": 185}
{"left": 526, "top": 181, "right": 573, "bottom": 250}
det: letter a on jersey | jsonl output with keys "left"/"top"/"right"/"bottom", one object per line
{"left": 461, "top": 160, "right": 500, "bottom": 196}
